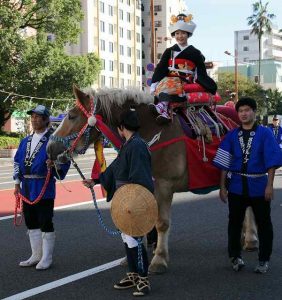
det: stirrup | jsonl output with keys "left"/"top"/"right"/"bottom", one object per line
{"left": 114, "top": 272, "right": 138, "bottom": 290}
{"left": 133, "top": 276, "right": 151, "bottom": 297}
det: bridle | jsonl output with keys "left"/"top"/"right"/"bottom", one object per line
{"left": 49, "top": 97, "right": 99, "bottom": 159}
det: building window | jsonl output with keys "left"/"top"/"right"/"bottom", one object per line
{"left": 100, "top": 21, "right": 105, "bottom": 32}
{"left": 128, "top": 79, "right": 131, "bottom": 86}
{"left": 109, "top": 60, "right": 114, "bottom": 71}
{"left": 100, "top": 75, "right": 105, "bottom": 87}
{"left": 136, "top": 33, "right": 140, "bottom": 42}
{"left": 109, "top": 42, "right": 114, "bottom": 52}
{"left": 119, "top": 27, "right": 124, "bottom": 38}
{"left": 243, "top": 46, "right": 249, "bottom": 51}
{"left": 137, "top": 66, "right": 141, "bottom": 75}
{"left": 109, "top": 24, "right": 113, "bottom": 35}
{"left": 119, "top": 9, "right": 123, "bottom": 20}
{"left": 120, "top": 63, "right": 124, "bottom": 73}
{"left": 101, "top": 59, "right": 105, "bottom": 70}
{"left": 127, "top": 47, "right": 131, "bottom": 57}
{"left": 142, "top": 67, "right": 145, "bottom": 75}
{"left": 127, "top": 0, "right": 131, "bottom": 5}
{"left": 155, "top": 21, "right": 162, "bottom": 27}
{"left": 127, "top": 12, "right": 131, "bottom": 23}
{"left": 243, "top": 57, "right": 249, "bottom": 62}
{"left": 142, "top": 35, "right": 145, "bottom": 43}
{"left": 119, "top": 0, "right": 123, "bottom": 2}
{"left": 243, "top": 35, "right": 249, "bottom": 40}
{"left": 137, "top": 49, "right": 141, "bottom": 59}
{"left": 127, "top": 64, "right": 132, "bottom": 74}
{"left": 142, "top": 51, "right": 145, "bottom": 59}
{"left": 254, "top": 75, "right": 259, "bottom": 83}
{"left": 108, "top": 5, "right": 113, "bottom": 16}
{"left": 120, "top": 45, "right": 124, "bottom": 55}
{"left": 99, "top": 1, "right": 104, "bottom": 13}
{"left": 120, "top": 79, "right": 125, "bottom": 88}
{"left": 154, "top": 5, "right": 162, "bottom": 12}
{"left": 127, "top": 30, "right": 131, "bottom": 40}
{"left": 100, "top": 39, "right": 105, "bottom": 51}
{"left": 136, "top": 16, "right": 140, "bottom": 25}
{"left": 109, "top": 77, "right": 114, "bottom": 87}
{"left": 142, "top": 19, "right": 144, "bottom": 27}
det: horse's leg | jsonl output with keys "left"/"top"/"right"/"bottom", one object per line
{"left": 242, "top": 207, "right": 259, "bottom": 251}
{"left": 149, "top": 181, "right": 173, "bottom": 274}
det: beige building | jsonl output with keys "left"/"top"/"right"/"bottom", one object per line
{"left": 141, "top": 0, "right": 187, "bottom": 88}
{"left": 65, "top": 0, "right": 142, "bottom": 89}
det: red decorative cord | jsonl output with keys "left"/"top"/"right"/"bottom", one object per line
{"left": 14, "top": 168, "right": 51, "bottom": 226}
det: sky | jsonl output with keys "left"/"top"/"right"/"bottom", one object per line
{"left": 184, "top": 0, "right": 282, "bottom": 65}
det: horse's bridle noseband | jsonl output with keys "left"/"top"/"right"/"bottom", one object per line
{"left": 50, "top": 98, "right": 99, "bottom": 159}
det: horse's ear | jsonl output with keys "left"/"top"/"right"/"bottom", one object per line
{"left": 73, "top": 84, "right": 90, "bottom": 105}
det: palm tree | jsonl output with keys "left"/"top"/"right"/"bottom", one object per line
{"left": 247, "top": 1, "right": 275, "bottom": 86}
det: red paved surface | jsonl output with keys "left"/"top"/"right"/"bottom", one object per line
{"left": 0, "top": 181, "right": 105, "bottom": 217}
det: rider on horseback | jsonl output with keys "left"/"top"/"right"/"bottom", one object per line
{"left": 149, "top": 13, "right": 217, "bottom": 124}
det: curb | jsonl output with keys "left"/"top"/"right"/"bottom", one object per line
{"left": 0, "top": 148, "right": 117, "bottom": 166}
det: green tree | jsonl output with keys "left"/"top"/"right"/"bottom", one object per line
{"left": 217, "top": 72, "right": 265, "bottom": 114}
{"left": 0, "top": 0, "right": 101, "bottom": 130}
{"left": 247, "top": 1, "right": 275, "bottom": 86}
{"left": 265, "top": 88, "right": 282, "bottom": 115}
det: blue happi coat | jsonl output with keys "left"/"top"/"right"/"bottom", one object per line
{"left": 213, "top": 125, "right": 282, "bottom": 197}
{"left": 13, "top": 130, "right": 70, "bottom": 202}
{"left": 268, "top": 124, "right": 282, "bottom": 149}
{"left": 99, "top": 132, "right": 154, "bottom": 202}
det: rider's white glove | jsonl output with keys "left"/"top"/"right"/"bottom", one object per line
{"left": 150, "top": 82, "right": 159, "bottom": 95}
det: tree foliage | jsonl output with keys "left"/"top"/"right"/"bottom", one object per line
{"left": 0, "top": 0, "right": 101, "bottom": 130}
{"left": 218, "top": 72, "right": 282, "bottom": 114}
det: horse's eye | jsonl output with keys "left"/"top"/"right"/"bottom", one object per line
{"left": 68, "top": 113, "right": 76, "bottom": 120}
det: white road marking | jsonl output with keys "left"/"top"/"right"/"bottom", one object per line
{"left": 2, "top": 258, "right": 123, "bottom": 300}
{"left": 0, "top": 199, "right": 106, "bottom": 221}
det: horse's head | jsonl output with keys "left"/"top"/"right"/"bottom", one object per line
{"left": 47, "top": 85, "right": 100, "bottom": 162}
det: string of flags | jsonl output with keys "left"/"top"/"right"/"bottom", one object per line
{"left": 0, "top": 89, "right": 75, "bottom": 103}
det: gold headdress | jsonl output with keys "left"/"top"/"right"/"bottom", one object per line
{"left": 169, "top": 13, "right": 196, "bottom": 36}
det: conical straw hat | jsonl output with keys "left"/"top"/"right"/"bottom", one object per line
{"left": 111, "top": 184, "right": 158, "bottom": 236}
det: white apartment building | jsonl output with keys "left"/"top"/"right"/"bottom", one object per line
{"left": 235, "top": 28, "right": 282, "bottom": 63}
{"left": 66, "top": 0, "right": 142, "bottom": 89}
{"left": 141, "top": 0, "right": 187, "bottom": 88}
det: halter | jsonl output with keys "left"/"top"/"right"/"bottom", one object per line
{"left": 50, "top": 98, "right": 98, "bottom": 158}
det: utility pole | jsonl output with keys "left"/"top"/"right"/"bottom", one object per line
{"left": 234, "top": 49, "right": 238, "bottom": 102}
{"left": 150, "top": 0, "right": 155, "bottom": 64}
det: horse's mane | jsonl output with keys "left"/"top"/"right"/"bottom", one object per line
{"left": 85, "top": 87, "right": 153, "bottom": 121}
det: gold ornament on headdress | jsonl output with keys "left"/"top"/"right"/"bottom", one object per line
{"left": 170, "top": 14, "right": 193, "bottom": 25}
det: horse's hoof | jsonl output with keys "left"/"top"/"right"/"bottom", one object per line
{"left": 148, "top": 263, "right": 167, "bottom": 274}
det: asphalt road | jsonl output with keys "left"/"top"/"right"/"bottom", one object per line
{"left": 1, "top": 174, "right": 282, "bottom": 300}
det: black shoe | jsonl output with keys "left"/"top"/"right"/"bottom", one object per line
{"left": 114, "top": 272, "right": 138, "bottom": 290}
{"left": 254, "top": 261, "right": 269, "bottom": 274}
{"left": 148, "top": 103, "right": 159, "bottom": 117}
{"left": 231, "top": 257, "right": 245, "bottom": 272}
{"left": 133, "top": 276, "right": 151, "bottom": 297}
{"left": 156, "top": 115, "right": 171, "bottom": 125}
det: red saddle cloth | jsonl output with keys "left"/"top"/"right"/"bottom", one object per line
{"left": 186, "top": 136, "right": 221, "bottom": 191}
{"left": 183, "top": 83, "right": 221, "bottom": 105}
{"left": 150, "top": 135, "right": 221, "bottom": 193}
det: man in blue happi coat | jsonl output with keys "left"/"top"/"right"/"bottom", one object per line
{"left": 213, "top": 97, "right": 282, "bottom": 274}
{"left": 14, "top": 105, "right": 70, "bottom": 270}
{"left": 268, "top": 115, "right": 282, "bottom": 150}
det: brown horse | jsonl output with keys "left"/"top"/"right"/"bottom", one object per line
{"left": 47, "top": 86, "right": 257, "bottom": 273}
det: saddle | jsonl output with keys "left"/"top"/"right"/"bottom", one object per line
{"left": 167, "top": 83, "right": 226, "bottom": 144}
